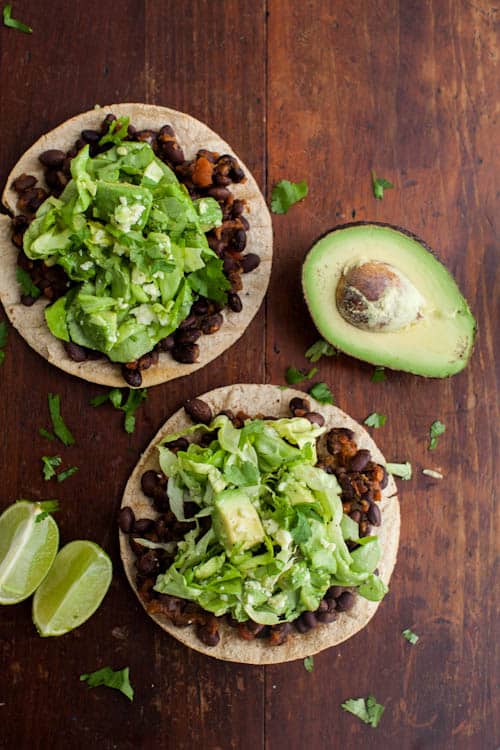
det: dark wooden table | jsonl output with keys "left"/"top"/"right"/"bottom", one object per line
{"left": 1, "top": 2, "right": 498, "bottom": 748}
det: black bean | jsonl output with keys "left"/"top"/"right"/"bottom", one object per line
{"left": 302, "top": 611, "right": 318, "bottom": 629}
{"left": 228, "top": 292, "right": 243, "bottom": 312}
{"left": 102, "top": 113, "right": 117, "bottom": 130}
{"left": 379, "top": 465, "right": 389, "bottom": 489}
{"left": 200, "top": 313, "right": 223, "bottom": 335}
{"left": 289, "top": 397, "right": 310, "bottom": 415}
{"left": 81, "top": 129, "right": 100, "bottom": 143}
{"left": 136, "top": 551, "right": 160, "bottom": 576}
{"left": 197, "top": 148, "right": 217, "bottom": 163}
{"left": 137, "top": 352, "right": 154, "bottom": 371}
{"left": 207, "top": 237, "right": 226, "bottom": 255}
{"left": 207, "top": 186, "right": 230, "bottom": 202}
{"left": 305, "top": 411, "right": 325, "bottom": 427}
{"left": 12, "top": 174, "right": 37, "bottom": 192}
{"left": 232, "top": 199, "right": 245, "bottom": 217}
{"left": 317, "top": 599, "right": 329, "bottom": 613}
{"left": 336, "top": 592, "right": 355, "bottom": 612}
{"left": 350, "top": 449, "right": 371, "bottom": 472}
{"left": 196, "top": 621, "right": 220, "bottom": 647}
{"left": 134, "top": 518, "right": 155, "bottom": 534}
{"left": 39, "top": 150, "right": 66, "bottom": 169}
{"left": 141, "top": 470, "right": 161, "bottom": 497}
{"left": 174, "top": 328, "right": 202, "bottom": 345}
{"left": 268, "top": 623, "right": 291, "bottom": 645}
{"left": 118, "top": 506, "right": 135, "bottom": 533}
{"left": 367, "top": 503, "right": 382, "bottom": 526}
{"left": 327, "top": 586, "right": 344, "bottom": 600}
{"left": 223, "top": 256, "right": 241, "bottom": 274}
{"left": 21, "top": 294, "right": 36, "bottom": 306}
{"left": 64, "top": 341, "right": 88, "bottom": 362}
{"left": 129, "top": 535, "right": 146, "bottom": 556}
{"left": 230, "top": 229, "right": 246, "bottom": 252}
{"left": 191, "top": 297, "right": 209, "bottom": 316}
{"left": 294, "top": 618, "right": 310, "bottom": 634}
{"left": 136, "top": 129, "right": 157, "bottom": 146}
{"left": 240, "top": 216, "right": 250, "bottom": 231}
{"left": 172, "top": 343, "right": 199, "bottom": 364}
{"left": 350, "top": 509, "right": 362, "bottom": 524}
{"left": 317, "top": 610, "right": 337, "bottom": 624}
{"left": 167, "top": 437, "right": 189, "bottom": 453}
{"left": 241, "top": 253, "right": 260, "bottom": 273}
{"left": 161, "top": 140, "right": 185, "bottom": 165}
{"left": 213, "top": 173, "right": 232, "bottom": 187}
{"left": 184, "top": 398, "right": 213, "bottom": 425}
{"left": 157, "top": 334, "right": 175, "bottom": 352}
{"left": 179, "top": 314, "right": 197, "bottom": 330}
{"left": 360, "top": 523, "right": 372, "bottom": 538}
{"left": 231, "top": 166, "right": 245, "bottom": 183}
{"left": 159, "top": 124, "right": 175, "bottom": 137}
{"left": 122, "top": 366, "right": 142, "bottom": 387}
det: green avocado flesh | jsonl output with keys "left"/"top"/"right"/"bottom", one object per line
{"left": 302, "top": 224, "right": 476, "bottom": 377}
{"left": 22, "top": 118, "right": 229, "bottom": 363}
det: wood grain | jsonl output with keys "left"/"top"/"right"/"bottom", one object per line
{"left": 0, "top": 1, "right": 499, "bottom": 748}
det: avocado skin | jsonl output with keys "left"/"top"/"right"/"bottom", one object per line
{"left": 302, "top": 222, "right": 477, "bottom": 378}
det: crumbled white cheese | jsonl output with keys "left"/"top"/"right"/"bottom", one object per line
{"left": 422, "top": 468, "right": 444, "bottom": 479}
{"left": 131, "top": 305, "right": 156, "bottom": 326}
{"left": 80, "top": 261, "right": 93, "bottom": 271}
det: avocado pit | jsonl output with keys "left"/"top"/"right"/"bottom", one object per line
{"left": 335, "top": 260, "right": 424, "bottom": 332}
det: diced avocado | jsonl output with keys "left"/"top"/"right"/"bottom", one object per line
{"left": 213, "top": 490, "right": 265, "bottom": 552}
{"left": 93, "top": 181, "right": 152, "bottom": 231}
{"left": 302, "top": 223, "right": 476, "bottom": 377}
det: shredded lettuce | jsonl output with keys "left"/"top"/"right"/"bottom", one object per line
{"left": 153, "top": 415, "right": 388, "bottom": 624}
{"left": 24, "top": 141, "right": 225, "bottom": 362}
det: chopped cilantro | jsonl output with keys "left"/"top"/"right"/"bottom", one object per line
{"left": 2, "top": 4, "right": 32, "bottom": 33}
{"left": 429, "top": 420, "right": 446, "bottom": 450}
{"left": 342, "top": 694, "right": 385, "bottom": 728}
{"left": 91, "top": 388, "right": 147, "bottom": 434}
{"left": 371, "top": 170, "right": 393, "bottom": 200}
{"left": 0, "top": 320, "right": 7, "bottom": 364}
{"left": 402, "top": 628, "right": 419, "bottom": 645}
{"left": 57, "top": 466, "right": 79, "bottom": 483}
{"left": 16, "top": 267, "right": 41, "bottom": 299}
{"left": 386, "top": 461, "right": 412, "bottom": 480}
{"left": 364, "top": 412, "right": 387, "bottom": 429}
{"left": 41, "top": 455, "right": 62, "bottom": 481}
{"left": 39, "top": 427, "right": 56, "bottom": 441}
{"left": 48, "top": 394, "right": 75, "bottom": 447}
{"left": 291, "top": 511, "right": 312, "bottom": 544}
{"left": 308, "top": 382, "right": 334, "bottom": 404}
{"left": 285, "top": 366, "right": 317, "bottom": 385}
{"left": 371, "top": 366, "right": 386, "bottom": 383}
{"left": 34, "top": 499, "right": 60, "bottom": 523}
{"left": 98, "top": 116, "right": 130, "bottom": 146}
{"left": 305, "top": 339, "right": 337, "bottom": 363}
{"left": 303, "top": 656, "right": 314, "bottom": 672}
{"left": 80, "top": 666, "right": 134, "bottom": 701}
{"left": 271, "top": 179, "right": 308, "bottom": 214}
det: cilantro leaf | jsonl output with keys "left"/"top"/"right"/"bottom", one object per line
{"left": 386, "top": 461, "right": 412, "bottom": 480}
{"left": 2, "top": 4, "right": 32, "bottom": 33}
{"left": 285, "top": 366, "right": 317, "bottom": 385}
{"left": 371, "top": 170, "right": 394, "bottom": 200}
{"left": 364, "top": 412, "right": 387, "bottom": 429}
{"left": 57, "top": 466, "right": 79, "bottom": 483}
{"left": 48, "top": 394, "right": 75, "bottom": 447}
{"left": 371, "top": 366, "right": 386, "bottom": 383}
{"left": 98, "top": 116, "right": 130, "bottom": 146}
{"left": 342, "top": 694, "right": 385, "bottom": 728}
{"left": 91, "top": 388, "right": 147, "bottom": 434}
{"left": 188, "top": 257, "right": 231, "bottom": 305}
{"left": 271, "top": 179, "right": 308, "bottom": 214}
{"left": 39, "top": 427, "right": 56, "bottom": 441}
{"left": 80, "top": 666, "right": 134, "bottom": 702}
{"left": 0, "top": 320, "right": 7, "bottom": 365}
{"left": 16, "top": 267, "right": 41, "bottom": 299}
{"left": 304, "top": 656, "right": 314, "bottom": 672}
{"left": 305, "top": 339, "right": 337, "bottom": 363}
{"left": 291, "top": 511, "right": 312, "bottom": 544}
{"left": 309, "top": 382, "right": 334, "bottom": 404}
{"left": 402, "top": 628, "right": 419, "bottom": 645}
{"left": 41, "top": 455, "right": 62, "bottom": 481}
{"left": 428, "top": 420, "right": 445, "bottom": 450}
{"left": 34, "top": 499, "right": 60, "bottom": 523}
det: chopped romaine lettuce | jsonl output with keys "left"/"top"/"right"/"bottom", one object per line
{"left": 153, "top": 414, "right": 388, "bottom": 624}
{"left": 25, "top": 141, "right": 227, "bottom": 362}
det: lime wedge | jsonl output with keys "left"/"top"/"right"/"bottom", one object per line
{"left": 0, "top": 501, "right": 59, "bottom": 605}
{"left": 32, "top": 540, "right": 112, "bottom": 637}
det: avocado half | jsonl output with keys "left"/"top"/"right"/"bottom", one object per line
{"left": 302, "top": 223, "right": 476, "bottom": 377}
